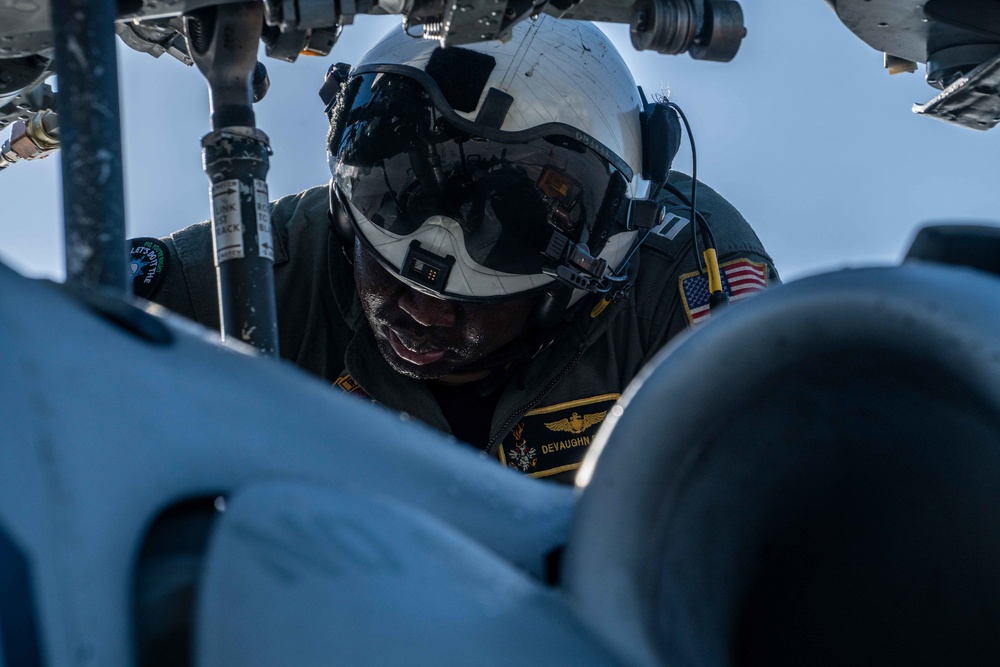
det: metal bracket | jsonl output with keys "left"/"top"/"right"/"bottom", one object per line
{"left": 0, "top": 82, "right": 55, "bottom": 132}
{"left": 115, "top": 18, "right": 193, "bottom": 66}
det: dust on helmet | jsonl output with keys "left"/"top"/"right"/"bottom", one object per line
{"left": 328, "top": 16, "right": 645, "bottom": 302}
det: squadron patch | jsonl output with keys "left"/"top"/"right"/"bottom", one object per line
{"left": 679, "top": 258, "right": 768, "bottom": 326}
{"left": 128, "top": 238, "right": 168, "bottom": 300}
{"left": 498, "top": 393, "right": 620, "bottom": 479}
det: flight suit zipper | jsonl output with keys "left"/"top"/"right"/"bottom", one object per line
{"left": 486, "top": 344, "right": 587, "bottom": 457}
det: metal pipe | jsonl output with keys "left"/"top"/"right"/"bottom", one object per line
{"left": 52, "top": 0, "right": 127, "bottom": 293}
{"left": 188, "top": 3, "right": 280, "bottom": 357}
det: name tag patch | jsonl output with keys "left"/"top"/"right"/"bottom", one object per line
{"left": 498, "top": 393, "right": 620, "bottom": 479}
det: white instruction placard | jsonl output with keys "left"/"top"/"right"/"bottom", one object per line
{"left": 253, "top": 179, "right": 274, "bottom": 261}
{"left": 212, "top": 179, "right": 244, "bottom": 263}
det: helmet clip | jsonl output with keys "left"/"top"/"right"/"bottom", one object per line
{"left": 542, "top": 233, "right": 610, "bottom": 293}
{"left": 627, "top": 198, "right": 667, "bottom": 231}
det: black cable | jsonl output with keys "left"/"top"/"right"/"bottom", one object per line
{"left": 649, "top": 180, "right": 663, "bottom": 202}
{"left": 667, "top": 102, "right": 720, "bottom": 275}
{"left": 660, "top": 180, "right": 716, "bottom": 251}
{"left": 668, "top": 102, "right": 729, "bottom": 312}
{"left": 668, "top": 104, "right": 703, "bottom": 274}
{"left": 594, "top": 101, "right": 720, "bottom": 310}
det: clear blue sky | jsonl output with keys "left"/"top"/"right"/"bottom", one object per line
{"left": 1, "top": 2, "right": 998, "bottom": 281}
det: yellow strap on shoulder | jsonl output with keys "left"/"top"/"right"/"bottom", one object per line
{"left": 590, "top": 295, "right": 612, "bottom": 318}
{"left": 703, "top": 248, "right": 723, "bottom": 294}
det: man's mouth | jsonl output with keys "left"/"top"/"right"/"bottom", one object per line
{"left": 386, "top": 328, "right": 448, "bottom": 366}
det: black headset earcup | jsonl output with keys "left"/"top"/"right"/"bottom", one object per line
{"left": 641, "top": 101, "right": 683, "bottom": 184}
{"left": 531, "top": 286, "right": 573, "bottom": 330}
{"left": 328, "top": 181, "right": 356, "bottom": 250}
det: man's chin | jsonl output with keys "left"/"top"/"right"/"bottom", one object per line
{"left": 386, "top": 357, "right": 448, "bottom": 380}
{"left": 377, "top": 342, "right": 488, "bottom": 384}
{"left": 377, "top": 340, "right": 452, "bottom": 380}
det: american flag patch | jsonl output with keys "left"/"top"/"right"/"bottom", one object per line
{"left": 679, "top": 258, "right": 768, "bottom": 325}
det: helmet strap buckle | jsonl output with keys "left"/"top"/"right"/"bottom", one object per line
{"left": 627, "top": 198, "right": 667, "bottom": 231}
{"left": 542, "top": 231, "right": 610, "bottom": 293}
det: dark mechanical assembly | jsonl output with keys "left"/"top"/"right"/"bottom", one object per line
{"left": 0, "top": 0, "right": 746, "bottom": 351}
{"left": 0, "top": 0, "right": 747, "bottom": 169}
{"left": 0, "top": 82, "right": 57, "bottom": 173}
{"left": 0, "top": 109, "right": 58, "bottom": 172}
{"left": 827, "top": 0, "right": 1000, "bottom": 130}
{"left": 0, "top": 59, "right": 55, "bottom": 137}
{"left": 627, "top": 0, "right": 745, "bottom": 62}
{"left": 0, "top": 0, "right": 747, "bottom": 67}
{"left": 4, "top": 0, "right": 998, "bottom": 353}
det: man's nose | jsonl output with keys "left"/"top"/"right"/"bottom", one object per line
{"left": 398, "top": 285, "right": 458, "bottom": 328}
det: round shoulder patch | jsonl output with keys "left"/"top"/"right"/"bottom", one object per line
{"left": 128, "top": 237, "right": 169, "bottom": 300}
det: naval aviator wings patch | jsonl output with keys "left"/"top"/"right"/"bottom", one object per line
{"left": 679, "top": 257, "right": 768, "bottom": 326}
{"left": 498, "top": 393, "right": 620, "bottom": 479}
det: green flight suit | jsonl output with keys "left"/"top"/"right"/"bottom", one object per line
{"left": 138, "top": 174, "right": 778, "bottom": 483}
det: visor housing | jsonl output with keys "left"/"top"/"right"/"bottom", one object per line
{"left": 333, "top": 70, "right": 632, "bottom": 300}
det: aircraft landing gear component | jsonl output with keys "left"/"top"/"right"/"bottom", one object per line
{"left": 187, "top": 2, "right": 280, "bottom": 357}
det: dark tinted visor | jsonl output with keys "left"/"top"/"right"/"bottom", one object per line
{"left": 332, "top": 72, "right": 619, "bottom": 275}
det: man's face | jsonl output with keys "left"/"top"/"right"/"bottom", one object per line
{"left": 354, "top": 241, "right": 537, "bottom": 383}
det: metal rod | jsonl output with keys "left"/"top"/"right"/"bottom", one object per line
{"left": 202, "top": 127, "right": 279, "bottom": 356}
{"left": 188, "top": 3, "right": 280, "bottom": 356}
{"left": 52, "top": 0, "right": 127, "bottom": 293}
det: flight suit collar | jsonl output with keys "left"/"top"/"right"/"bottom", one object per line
{"left": 343, "top": 324, "right": 451, "bottom": 435}
{"left": 340, "top": 304, "right": 622, "bottom": 452}
{"left": 486, "top": 293, "right": 628, "bottom": 454}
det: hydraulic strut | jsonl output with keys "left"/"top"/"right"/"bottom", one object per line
{"left": 187, "top": 2, "right": 280, "bottom": 356}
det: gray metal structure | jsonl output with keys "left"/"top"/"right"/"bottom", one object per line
{"left": 827, "top": 0, "right": 1000, "bottom": 129}
{"left": 4, "top": 232, "right": 1000, "bottom": 665}
{"left": 0, "top": 261, "right": 577, "bottom": 664}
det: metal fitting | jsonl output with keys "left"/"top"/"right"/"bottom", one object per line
{"left": 0, "top": 110, "right": 58, "bottom": 170}
{"left": 421, "top": 20, "right": 444, "bottom": 40}
{"left": 689, "top": 0, "right": 745, "bottom": 62}
{"left": 11, "top": 111, "right": 58, "bottom": 157}
{"left": 28, "top": 111, "right": 59, "bottom": 150}
{"left": 630, "top": 0, "right": 697, "bottom": 55}
{"left": 630, "top": 0, "right": 745, "bottom": 62}
{"left": 927, "top": 44, "right": 1000, "bottom": 90}
{"left": 9, "top": 121, "right": 39, "bottom": 158}
{"left": 0, "top": 138, "right": 19, "bottom": 169}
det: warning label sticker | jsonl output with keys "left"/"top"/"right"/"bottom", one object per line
{"left": 254, "top": 179, "right": 274, "bottom": 261}
{"left": 212, "top": 179, "right": 244, "bottom": 263}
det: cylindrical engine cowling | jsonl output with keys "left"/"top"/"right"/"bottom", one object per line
{"left": 565, "top": 263, "right": 1000, "bottom": 666}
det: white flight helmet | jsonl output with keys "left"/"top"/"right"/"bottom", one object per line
{"left": 328, "top": 16, "right": 646, "bottom": 308}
